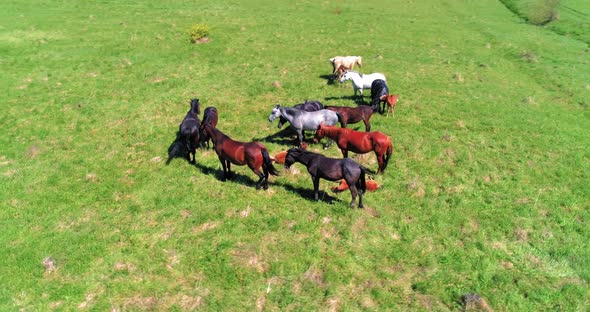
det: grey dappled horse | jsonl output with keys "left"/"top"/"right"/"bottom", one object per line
{"left": 268, "top": 104, "right": 344, "bottom": 147}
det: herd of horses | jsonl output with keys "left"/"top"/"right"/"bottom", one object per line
{"left": 168, "top": 56, "right": 398, "bottom": 208}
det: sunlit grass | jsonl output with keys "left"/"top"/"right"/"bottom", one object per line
{"left": 1, "top": 0, "right": 589, "bottom": 310}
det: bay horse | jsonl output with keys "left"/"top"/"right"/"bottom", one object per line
{"left": 277, "top": 100, "right": 324, "bottom": 129}
{"left": 179, "top": 98, "right": 201, "bottom": 164}
{"left": 325, "top": 105, "right": 378, "bottom": 131}
{"left": 199, "top": 106, "right": 218, "bottom": 149}
{"left": 284, "top": 147, "right": 370, "bottom": 208}
{"left": 202, "top": 124, "right": 279, "bottom": 189}
{"left": 370, "top": 79, "right": 397, "bottom": 115}
{"left": 330, "top": 56, "right": 362, "bottom": 76}
{"left": 268, "top": 104, "right": 344, "bottom": 147}
{"left": 314, "top": 123, "right": 393, "bottom": 174}
{"left": 340, "top": 70, "right": 386, "bottom": 98}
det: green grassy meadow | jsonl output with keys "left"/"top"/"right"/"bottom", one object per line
{"left": 1, "top": 0, "right": 589, "bottom": 310}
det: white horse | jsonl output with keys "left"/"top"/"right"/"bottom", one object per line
{"left": 339, "top": 70, "right": 386, "bottom": 98}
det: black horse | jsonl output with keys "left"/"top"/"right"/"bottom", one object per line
{"left": 284, "top": 147, "right": 370, "bottom": 208}
{"left": 277, "top": 100, "right": 324, "bottom": 128}
{"left": 179, "top": 98, "right": 201, "bottom": 164}
{"left": 199, "top": 106, "right": 218, "bottom": 149}
{"left": 370, "top": 79, "right": 391, "bottom": 114}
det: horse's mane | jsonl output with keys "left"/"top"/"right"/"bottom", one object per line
{"left": 346, "top": 70, "right": 363, "bottom": 78}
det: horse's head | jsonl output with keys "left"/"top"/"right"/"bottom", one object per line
{"left": 190, "top": 98, "right": 200, "bottom": 114}
{"left": 313, "top": 123, "right": 326, "bottom": 143}
{"left": 355, "top": 57, "right": 362, "bottom": 67}
{"left": 339, "top": 71, "right": 351, "bottom": 83}
{"left": 335, "top": 65, "right": 346, "bottom": 80}
{"left": 268, "top": 104, "right": 281, "bottom": 123}
{"left": 284, "top": 147, "right": 303, "bottom": 169}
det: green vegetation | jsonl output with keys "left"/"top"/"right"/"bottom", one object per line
{"left": 1, "top": 0, "right": 589, "bottom": 310}
{"left": 188, "top": 23, "right": 210, "bottom": 43}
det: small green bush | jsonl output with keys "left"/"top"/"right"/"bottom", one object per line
{"left": 188, "top": 23, "right": 210, "bottom": 43}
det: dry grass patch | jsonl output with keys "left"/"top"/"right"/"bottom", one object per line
{"left": 230, "top": 243, "right": 269, "bottom": 273}
{"left": 303, "top": 266, "right": 327, "bottom": 288}
{"left": 407, "top": 176, "right": 425, "bottom": 198}
{"left": 192, "top": 221, "right": 219, "bottom": 234}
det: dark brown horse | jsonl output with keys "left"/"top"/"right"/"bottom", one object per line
{"left": 202, "top": 124, "right": 279, "bottom": 189}
{"left": 284, "top": 147, "right": 370, "bottom": 208}
{"left": 179, "top": 98, "right": 201, "bottom": 164}
{"left": 325, "top": 105, "right": 378, "bottom": 131}
{"left": 314, "top": 123, "right": 393, "bottom": 174}
{"left": 199, "top": 106, "right": 218, "bottom": 149}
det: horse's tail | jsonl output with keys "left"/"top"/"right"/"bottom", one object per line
{"left": 262, "top": 149, "right": 280, "bottom": 176}
{"left": 336, "top": 112, "right": 346, "bottom": 128}
{"left": 382, "top": 141, "right": 393, "bottom": 172}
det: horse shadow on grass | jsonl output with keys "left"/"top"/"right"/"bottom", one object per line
{"left": 274, "top": 180, "right": 340, "bottom": 205}
{"left": 251, "top": 126, "right": 314, "bottom": 147}
{"left": 191, "top": 160, "right": 266, "bottom": 188}
{"left": 324, "top": 95, "right": 370, "bottom": 106}
{"left": 319, "top": 74, "right": 338, "bottom": 85}
{"left": 166, "top": 132, "right": 189, "bottom": 165}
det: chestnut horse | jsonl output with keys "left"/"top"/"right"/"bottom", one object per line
{"left": 199, "top": 106, "right": 218, "bottom": 149}
{"left": 202, "top": 124, "right": 279, "bottom": 189}
{"left": 325, "top": 105, "right": 378, "bottom": 131}
{"left": 314, "top": 124, "right": 393, "bottom": 174}
{"left": 284, "top": 147, "right": 370, "bottom": 208}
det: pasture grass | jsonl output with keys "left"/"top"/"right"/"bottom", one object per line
{"left": 1, "top": 0, "right": 589, "bottom": 310}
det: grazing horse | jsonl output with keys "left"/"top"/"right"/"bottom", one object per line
{"left": 335, "top": 65, "right": 347, "bottom": 80}
{"left": 330, "top": 56, "right": 362, "bottom": 76}
{"left": 325, "top": 105, "right": 378, "bottom": 131}
{"left": 340, "top": 71, "right": 386, "bottom": 98}
{"left": 277, "top": 100, "right": 324, "bottom": 129}
{"left": 199, "top": 106, "right": 218, "bottom": 149}
{"left": 370, "top": 79, "right": 397, "bottom": 115}
{"left": 202, "top": 124, "right": 279, "bottom": 189}
{"left": 314, "top": 123, "right": 393, "bottom": 174}
{"left": 268, "top": 104, "right": 344, "bottom": 147}
{"left": 284, "top": 147, "right": 370, "bottom": 208}
{"left": 179, "top": 98, "right": 201, "bottom": 164}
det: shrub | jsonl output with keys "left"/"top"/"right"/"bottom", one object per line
{"left": 501, "top": 0, "right": 560, "bottom": 25}
{"left": 188, "top": 23, "right": 210, "bottom": 43}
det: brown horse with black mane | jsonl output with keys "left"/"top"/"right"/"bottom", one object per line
{"left": 202, "top": 124, "right": 279, "bottom": 189}
{"left": 314, "top": 123, "right": 393, "bottom": 174}
{"left": 325, "top": 105, "right": 378, "bottom": 131}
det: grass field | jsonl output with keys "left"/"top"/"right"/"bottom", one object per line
{"left": 1, "top": 0, "right": 589, "bottom": 310}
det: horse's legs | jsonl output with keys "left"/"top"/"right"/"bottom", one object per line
{"left": 219, "top": 156, "right": 228, "bottom": 180}
{"left": 363, "top": 119, "right": 370, "bottom": 132}
{"left": 226, "top": 160, "right": 233, "bottom": 178}
{"left": 348, "top": 184, "right": 358, "bottom": 208}
{"left": 340, "top": 148, "right": 348, "bottom": 158}
{"left": 376, "top": 152, "right": 384, "bottom": 174}
{"left": 254, "top": 169, "right": 264, "bottom": 190}
{"left": 312, "top": 175, "right": 321, "bottom": 201}
{"left": 262, "top": 166, "right": 270, "bottom": 190}
{"left": 297, "top": 129, "right": 304, "bottom": 147}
